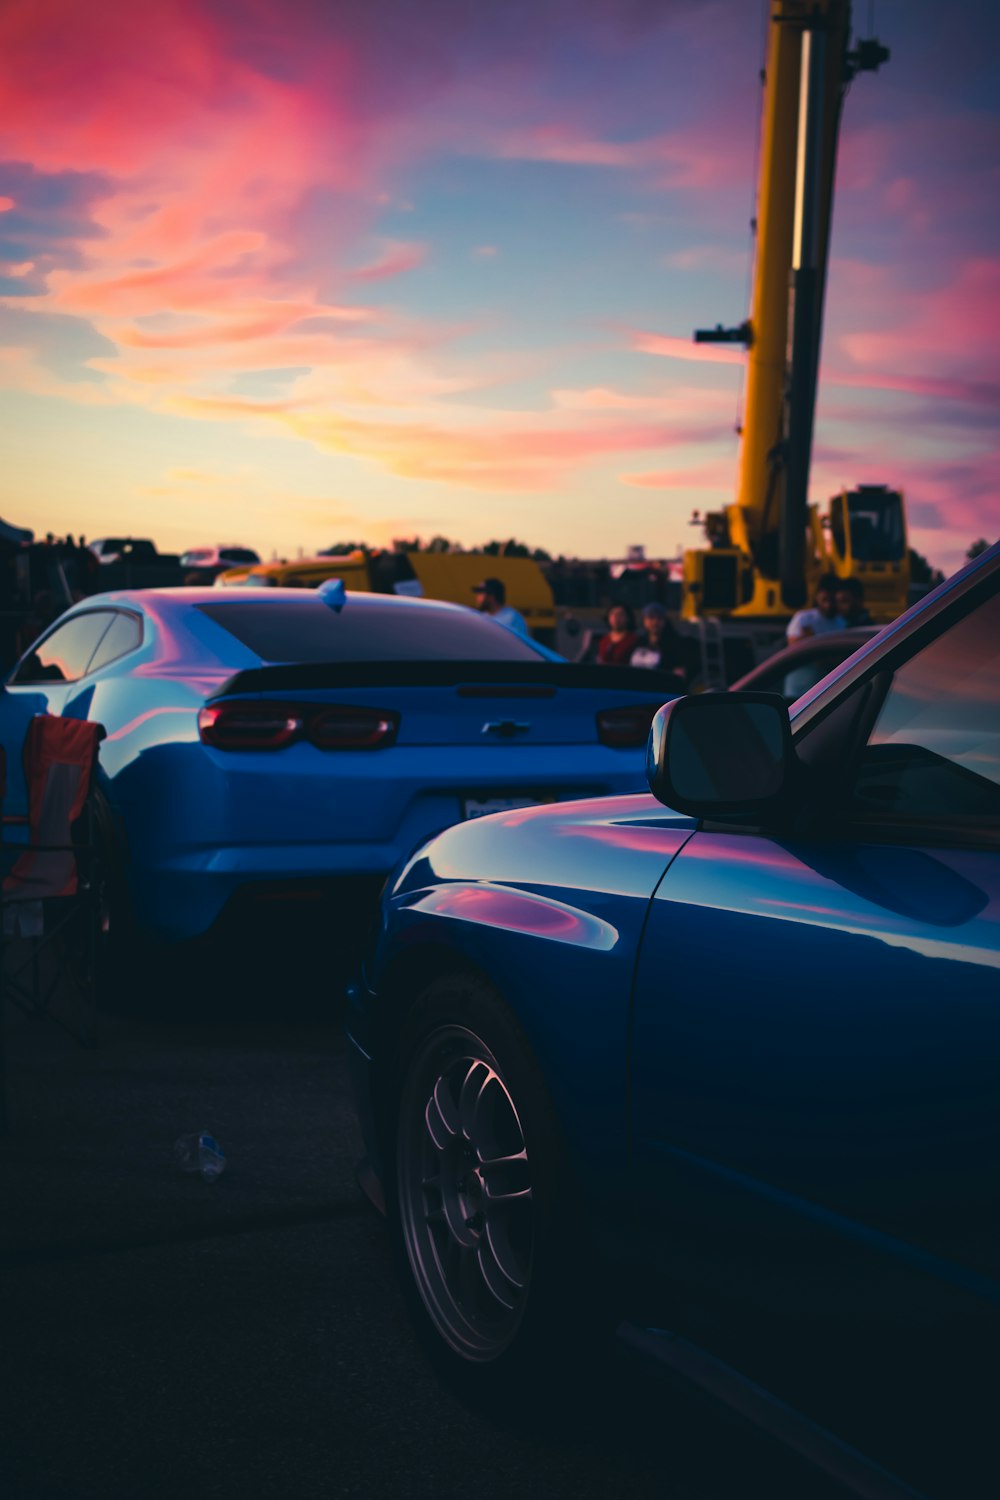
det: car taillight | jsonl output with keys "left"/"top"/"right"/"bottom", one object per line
{"left": 308, "top": 707, "right": 398, "bottom": 749}
{"left": 596, "top": 703, "right": 661, "bottom": 748}
{"left": 198, "top": 701, "right": 399, "bottom": 751}
{"left": 198, "top": 703, "right": 304, "bottom": 749}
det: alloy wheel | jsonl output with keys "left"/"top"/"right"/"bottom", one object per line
{"left": 397, "top": 1025, "right": 534, "bottom": 1361}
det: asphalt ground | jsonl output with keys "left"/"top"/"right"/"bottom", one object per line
{"left": 0, "top": 954, "right": 847, "bottom": 1500}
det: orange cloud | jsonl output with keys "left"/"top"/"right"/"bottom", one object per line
{"left": 285, "top": 409, "right": 680, "bottom": 488}
{"left": 551, "top": 385, "right": 666, "bottom": 411}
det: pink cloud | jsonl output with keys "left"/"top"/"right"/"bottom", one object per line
{"left": 495, "top": 126, "right": 648, "bottom": 168}
{"left": 493, "top": 123, "right": 749, "bottom": 191}
{"left": 629, "top": 329, "right": 744, "bottom": 366}
{"left": 837, "top": 111, "right": 1000, "bottom": 240}
{"left": 620, "top": 459, "right": 734, "bottom": 491}
{"left": 828, "top": 368, "right": 1000, "bottom": 408}
{"left": 348, "top": 241, "right": 427, "bottom": 283}
{"left": 0, "top": 2, "right": 363, "bottom": 186}
{"left": 835, "top": 258, "right": 1000, "bottom": 385}
{"left": 662, "top": 245, "right": 746, "bottom": 275}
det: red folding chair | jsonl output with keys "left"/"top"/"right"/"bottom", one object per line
{"left": 1, "top": 715, "right": 105, "bottom": 1094}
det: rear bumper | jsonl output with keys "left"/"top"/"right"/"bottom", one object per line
{"left": 130, "top": 856, "right": 387, "bottom": 943}
{"left": 125, "top": 752, "right": 650, "bottom": 941}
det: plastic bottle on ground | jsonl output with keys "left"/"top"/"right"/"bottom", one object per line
{"left": 173, "top": 1131, "right": 226, "bottom": 1181}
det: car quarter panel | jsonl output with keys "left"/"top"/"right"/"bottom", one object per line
{"left": 366, "top": 794, "right": 695, "bottom": 1205}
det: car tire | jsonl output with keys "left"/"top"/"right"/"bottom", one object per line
{"left": 387, "top": 974, "right": 612, "bottom": 1411}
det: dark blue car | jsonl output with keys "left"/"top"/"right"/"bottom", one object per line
{"left": 348, "top": 542, "right": 1000, "bottom": 1500}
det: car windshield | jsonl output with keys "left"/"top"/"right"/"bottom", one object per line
{"left": 847, "top": 489, "right": 906, "bottom": 563}
{"left": 221, "top": 548, "right": 259, "bottom": 563}
{"left": 198, "top": 600, "right": 548, "bottom": 663}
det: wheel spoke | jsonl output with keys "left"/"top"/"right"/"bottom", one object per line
{"left": 477, "top": 1230, "right": 521, "bottom": 1309}
{"left": 424, "top": 1076, "right": 459, "bottom": 1151}
{"left": 478, "top": 1149, "right": 531, "bottom": 1204}
{"left": 485, "top": 1211, "right": 529, "bottom": 1292}
{"left": 457, "top": 1243, "right": 481, "bottom": 1311}
{"left": 458, "top": 1059, "right": 492, "bottom": 1141}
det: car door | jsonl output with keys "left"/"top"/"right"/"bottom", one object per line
{"left": 629, "top": 578, "right": 1000, "bottom": 1491}
{"left": 1, "top": 610, "right": 118, "bottom": 811}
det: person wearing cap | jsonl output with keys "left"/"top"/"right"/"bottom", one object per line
{"left": 630, "top": 601, "right": 685, "bottom": 683}
{"left": 472, "top": 576, "right": 529, "bottom": 637}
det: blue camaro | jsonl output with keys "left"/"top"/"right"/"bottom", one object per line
{"left": 0, "top": 587, "right": 677, "bottom": 950}
{"left": 348, "top": 542, "right": 1000, "bottom": 1500}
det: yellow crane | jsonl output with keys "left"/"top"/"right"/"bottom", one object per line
{"left": 683, "top": 0, "right": 908, "bottom": 631}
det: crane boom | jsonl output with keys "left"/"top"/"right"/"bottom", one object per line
{"left": 684, "top": 0, "right": 905, "bottom": 631}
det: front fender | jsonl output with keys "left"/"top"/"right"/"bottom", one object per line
{"left": 368, "top": 794, "right": 695, "bottom": 1211}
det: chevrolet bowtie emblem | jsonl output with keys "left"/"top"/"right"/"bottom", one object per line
{"left": 482, "top": 721, "right": 531, "bottom": 737}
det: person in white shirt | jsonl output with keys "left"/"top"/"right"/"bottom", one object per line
{"left": 783, "top": 574, "right": 848, "bottom": 699}
{"left": 786, "top": 574, "right": 846, "bottom": 643}
{"left": 472, "top": 577, "right": 529, "bottom": 637}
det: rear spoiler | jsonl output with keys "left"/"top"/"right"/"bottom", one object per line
{"left": 215, "top": 660, "right": 682, "bottom": 699}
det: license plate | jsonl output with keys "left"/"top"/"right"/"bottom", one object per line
{"left": 462, "top": 795, "right": 545, "bottom": 820}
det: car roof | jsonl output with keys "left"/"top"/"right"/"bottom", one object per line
{"left": 790, "top": 541, "right": 1000, "bottom": 729}
{"left": 65, "top": 588, "right": 509, "bottom": 656}
{"left": 46, "top": 587, "right": 542, "bottom": 677}
{"left": 79, "top": 586, "right": 478, "bottom": 618}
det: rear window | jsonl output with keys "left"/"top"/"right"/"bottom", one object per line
{"left": 197, "top": 600, "right": 548, "bottom": 663}
{"left": 220, "top": 548, "right": 259, "bottom": 564}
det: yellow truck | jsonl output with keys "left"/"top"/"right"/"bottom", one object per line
{"left": 215, "top": 549, "right": 558, "bottom": 646}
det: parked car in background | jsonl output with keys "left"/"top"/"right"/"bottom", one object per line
{"left": 87, "top": 537, "right": 159, "bottom": 566}
{"left": 180, "top": 545, "right": 261, "bottom": 582}
{"left": 729, "top": 625, "right": 879, "bottom": 700}
{"left": 82, "top": 538, "right": 183, "bottom": 592}
{"left": 0, "top": 588, "right": 679, "bottom": 958}
{"left": 348, "top": 541, "right": 1000, "bottom": 1500}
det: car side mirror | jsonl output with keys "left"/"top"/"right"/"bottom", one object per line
{"left": 646, "top": 692, "right": 794, "bottom": 816}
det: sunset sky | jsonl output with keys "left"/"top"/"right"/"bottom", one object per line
{"left": 1, "top": 0, "right": 997, "bottom": 576}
